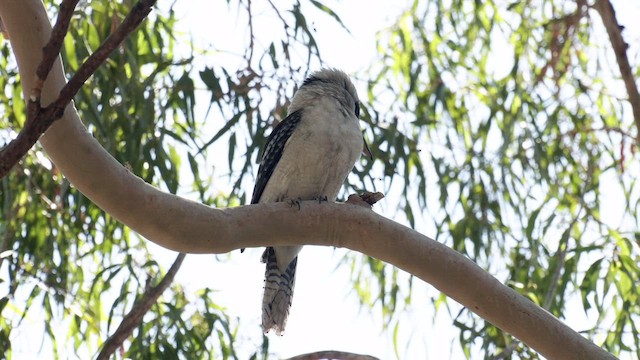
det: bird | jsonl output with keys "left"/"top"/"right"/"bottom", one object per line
{"left": 251, "top": 68, "right": 370, "bottom": 335}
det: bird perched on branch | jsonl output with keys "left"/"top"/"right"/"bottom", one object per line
{"left": 251, "top": 68, "right": 370, "bottom": 335}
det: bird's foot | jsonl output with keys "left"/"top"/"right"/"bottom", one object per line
{"left": 315, "top": 195, "right": 328, "bottom": 204}
{"left": 287, "top": 197, "right": 302, "bottom": 210}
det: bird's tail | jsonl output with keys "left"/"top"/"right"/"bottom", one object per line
{"left": 261, "top": 246, "right": 297, "bottom": 335}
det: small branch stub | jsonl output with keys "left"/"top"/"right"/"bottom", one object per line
{"left": 346, "top": 191, "right": 385, "bottom": 208}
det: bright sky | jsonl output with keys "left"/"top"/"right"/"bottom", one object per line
{"left": 7, "top": 0, "right": 640, "bottom": 359}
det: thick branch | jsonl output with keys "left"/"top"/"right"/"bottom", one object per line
{"left": 0, "top": 1, "right": 617, "bottom": 359}
{"left": 593, "top": 0, "right": 640, "bottom": 139}
{"left": 96, "top": 253, "right": 186, "bottom": 360}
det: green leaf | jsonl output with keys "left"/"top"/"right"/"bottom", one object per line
{"left": 308, "top": 0, "right": 351, "bottom": 34}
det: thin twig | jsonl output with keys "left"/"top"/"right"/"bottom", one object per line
{"left": 32, "top": 0, "right": 81, "bottom": 100}
{"left": 0, "top": 0, "right": 157, "bottom": 179}
{"left": 96, "top": 253, "right": 186, "bottom": 360}
{"left": 245, "top": 0, "right": 255, "bottom": 64}
{"left": 579, "top": 126, "right": 636, "bottom": 141}
{"left": 266, "top": 0, "right": 288, "bottom": 28}
{"left": 593, "top": 0, "right": 640, "bottom": 143}
{"left": 55, "top": 0, "right": 156, "bottom": 108}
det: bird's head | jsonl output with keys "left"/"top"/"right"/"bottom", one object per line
{"left": 288, "top": 68, "right": 360, "bottom": 120}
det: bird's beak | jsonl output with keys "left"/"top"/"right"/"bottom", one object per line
{"left": 362, "top": 137, "right": 373, "bottom": 160}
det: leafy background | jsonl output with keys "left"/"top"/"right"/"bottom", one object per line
{"left": 1, "top": 0, "right": 639, "bottom": 359}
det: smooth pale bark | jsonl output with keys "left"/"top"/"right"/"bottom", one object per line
{"left": 0, "top": 1, "right": 616, "bottom": 359}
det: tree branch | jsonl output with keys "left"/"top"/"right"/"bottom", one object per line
{"left": 0, "top": 1, "right": 618, "bottom": 359}
{"left": 96, "top": 253, "right": 186, "bottom": 360}
{"left": 32, "top": 0, "right": 80, "bottom": 100}
{"left": 0, "top": 0, "right": 156, "bottom": 179}
{"left": 54, "top": 0, "right": 155, "bottom": 108}
{"left": 285, "top": 350, "right": 379, "bottom": 360}
{"left": 593, "top": 0, "right": 640, "bottom": 141}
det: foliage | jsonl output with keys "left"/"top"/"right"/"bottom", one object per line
{"left": 354, "top": 0, "right": 640, "bottom": 358}
{"left": 1, "top": 0, "right": 639, "bottom": 359}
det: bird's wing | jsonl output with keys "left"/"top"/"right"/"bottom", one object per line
{"left": 251, "top": 109, "right": 304, "bottom": 204}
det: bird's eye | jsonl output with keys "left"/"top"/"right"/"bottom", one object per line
{"left": 355, "top": 102, "right": 360, "bottom": 118}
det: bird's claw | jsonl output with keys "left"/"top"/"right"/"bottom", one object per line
{"left": 287, "top": 197, "right": 302, "bottom": 210}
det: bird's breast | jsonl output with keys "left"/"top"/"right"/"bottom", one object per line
{"left": 259, "top": 104, "right": 362, "bottom": 203}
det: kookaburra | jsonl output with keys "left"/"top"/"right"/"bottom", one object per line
{"left": 251, "top": 69, "right": 369, "bottom": 335}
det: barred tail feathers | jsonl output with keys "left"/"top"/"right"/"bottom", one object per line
{"left": 261, "top": 246, "right": 297, "bottom": 335}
